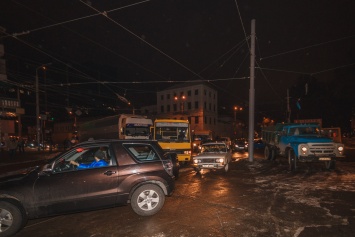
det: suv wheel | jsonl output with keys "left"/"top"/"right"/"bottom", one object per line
{"left": 0, "top": 201, "right": 25, "bottom": 237}
{"left": 131, "top": 184, "right": 165, "bottom": 216}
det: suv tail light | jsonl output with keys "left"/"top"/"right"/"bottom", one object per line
{"left": 162, "top": 159, "right": 174, "bottom": 176}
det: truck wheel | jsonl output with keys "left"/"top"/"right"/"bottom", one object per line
{"left": 270, "top": 149, "right": 275, "bottom": 161}
{"left": 325, "top": 160, "right": 336, "bottom": 170}
{"left": 288, "top": 150, "right": 296, "bottom": 171}
{"left": 130, "top": 184, "right": 165, "bottom": 216}
{"left": 264, "top": 146, "right": 275, "bottom": 160}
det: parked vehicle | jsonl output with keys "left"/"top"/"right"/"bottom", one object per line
{"left": 262, "top": 123, "right": 345, "bottom": 171}
{"left": 0, "top": 139, "right": 176, "bottom": 237}
{"left": 192, "top": 142, "right": 232, "bottom": 173}
{"left": 232, "top": 138, "right": 248, "bottom": 152}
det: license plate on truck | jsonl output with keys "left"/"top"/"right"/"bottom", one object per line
{"left": 319, "top": 157, "right": 331, "bottom": 161}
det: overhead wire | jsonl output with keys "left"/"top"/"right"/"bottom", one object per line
{"left": 5, "top": 0, "right": 168, "bottom": 105}
{"left": 260, "top": 34, "right": 355, "bottom": 61}
{"left": 79, "top": 0, "right": 205, "bottom": 81}
{"left": 5, "top": 0, "right": 215, "bottom": 105}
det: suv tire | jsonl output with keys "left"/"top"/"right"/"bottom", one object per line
{"left": 0, "top": 201, "right": 25, "bottom": 237}
{"left": 131, "top": 184, "right": 165, "bottom": 216}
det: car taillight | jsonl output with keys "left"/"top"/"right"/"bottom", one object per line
{"left": 162, "top": 159, "right": 174, "bottom": 176}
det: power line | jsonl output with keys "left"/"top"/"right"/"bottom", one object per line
{"left": 80, "top": 0, "right": 205, "bottom": 80}
{"left": 46, "top": 76, "right": 248, "bottom": 87}
{"left": 260, "top": 34, "right": 355, "bottom": 61}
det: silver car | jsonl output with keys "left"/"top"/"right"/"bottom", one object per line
{"left": 192, "top": 142, "right": 232, "bottom": 173}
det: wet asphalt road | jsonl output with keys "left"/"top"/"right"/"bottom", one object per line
{"left": 2, "top": 147, "right": 355, "bottom": 237}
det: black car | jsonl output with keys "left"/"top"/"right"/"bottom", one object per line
{"left": 0, "top": 139, "right": 176, "bottom": 237}
{"left": 232, "top": 139, "right": 248, "bottom": 152}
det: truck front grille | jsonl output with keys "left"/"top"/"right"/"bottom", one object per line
{"left": 308, "top": 143, "right": 335, "bottom": 155}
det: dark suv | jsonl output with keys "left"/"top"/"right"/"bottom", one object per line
{"left": 0, "top": 139, "right": 176, "bottom": 237}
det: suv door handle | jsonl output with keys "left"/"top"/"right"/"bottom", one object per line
{"left": 104, "top": 170, "right": 117, "bottom": 176}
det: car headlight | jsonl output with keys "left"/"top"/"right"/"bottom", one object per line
{"left": 215, "top": 158, "right": 224, "bottom": 163}
{"left": 193, "top": 159, "right": 200, "bottom": 164}
{"left": 184, "top": 150, "right": 191, "bottom": 154}
{"left": 337, "top": 146, "right": 344, "bottom": 152}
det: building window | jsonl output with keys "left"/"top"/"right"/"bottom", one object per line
{"left": 161, "top": 105, "right": 164, "bottom": 113}
{"left": 204, "top": 89, "right": 206, "bottom": 96}
{"left": 209, "top": 91, "right": 211, "bottom": 97}
{"left": 188, "top": 90, "right": 191, "bottom": 96}
{"left": 209, "top": 117, "right": 211, "bottom": 124}
{"left": 195, "top": 101, "right": 199, "bottom": 109}
{"left": 204, "top": 116, "right": 207, "bottom": 124}
{"left": 167, "top": 105, "right": 170, "bottom": 112}
{"left": 167, "top": 94, "right": 170, "bottom": 100}
{"left": 173, "top": 104, "right": 177, "bottom": 112}
{"left": 161, "top": 95, "right": 164, "bottom": 100}
{"left": 214, "top": 118, "right": 216, "bottom": 125}
{"left": 188, "top": 102, "right": 191, "bottom": 110}
{"left": 209, "top": 103, "right": 211, "bottom": 110}
{"left": 213, "top": 104, "right": 215, "bottom": 112}
{"left": 195, "top": 116, "right": 199, "bottom": 124}
{"left": 204, "top": 102, "right": 206, "bottom": 109}
{"left": 195, "top": 89, "right": 198, "bottom": 95}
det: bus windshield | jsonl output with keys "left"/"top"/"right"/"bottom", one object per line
{"left": 155, "top": 122, "right": 190, "bottom": 142}
{"left": 125, "top": 124, "right": 150, "bottom": 136}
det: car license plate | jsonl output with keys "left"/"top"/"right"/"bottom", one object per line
{"left": 319, "top": 157, "right": 331, "bottom": 161}
{"left": 203, "top": 164, "right": 214, "bottom": 168}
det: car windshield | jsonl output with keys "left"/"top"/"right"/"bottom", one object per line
{"left": 201, "top": 144, "right": 227, "bottom": 153}
{"left": 235, "top": 139, "right": 246, "bottom": 145}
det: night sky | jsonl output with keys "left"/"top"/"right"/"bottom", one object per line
{"left": 1, "top": 0, "right": 355, "bottom": 130}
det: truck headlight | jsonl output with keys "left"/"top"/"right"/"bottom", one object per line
{"left": 300, "top": 145, "right": 308, "bottom": 155}
{"left": 337, "top": 146, "right": 344, "bottom": 153}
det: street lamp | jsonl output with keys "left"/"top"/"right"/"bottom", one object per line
{"left": 174, "top": 95, "right": 186, "bottom": 113}
{"left": 233, "top": 106, "right": 243, "bottom": 121}
{"left": 36, "top": 63, "right": 51, "bottom": 151}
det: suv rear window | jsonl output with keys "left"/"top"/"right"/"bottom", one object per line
{"left": 123, "top": 144, "right": 160, "bottom": 162}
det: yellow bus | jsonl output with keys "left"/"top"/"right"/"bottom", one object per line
{"left": 152, "top": 119, "right": 192, "bottom": 163}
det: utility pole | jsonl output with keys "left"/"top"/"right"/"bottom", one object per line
{"left": 36, "top": 63, "right": 51, "bottom": 151}
{"left": 17, "top": 88, "right": 22, "bottom": 137}
{"left": 248, "top": 19, "right": 256, "bottom": 162}
{"left": 287, "top": 88, "right": 291, "bottom": 123}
